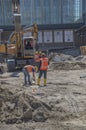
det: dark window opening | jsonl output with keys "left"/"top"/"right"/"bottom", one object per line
{"left": 24, "top": 39, "right": 33, "bottom": 49}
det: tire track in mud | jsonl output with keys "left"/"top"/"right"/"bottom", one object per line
{"left": 65, "top": 94, "right": 80, "bottom": 116}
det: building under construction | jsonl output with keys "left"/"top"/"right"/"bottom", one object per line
{"left": 0, "top": 0, "right": 86, "bottom": 52}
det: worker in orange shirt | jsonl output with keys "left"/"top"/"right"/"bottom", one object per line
{"left": 23, "top": 65, "right": 36, "bottom": 86}
{"left": 37, "top": 53, "right": 49, "bottom": 86}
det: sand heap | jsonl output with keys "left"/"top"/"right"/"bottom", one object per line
{"left": 49, "top": 53, "right": 86, "bottom": 70}
{"left": 0, "top": 85, "right": 51, "bottom": 124}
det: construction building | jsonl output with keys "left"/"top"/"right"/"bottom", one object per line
{"left": 0, "top": 0, "right": 86, "bottom": 52}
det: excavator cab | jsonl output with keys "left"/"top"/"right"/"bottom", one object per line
{"left": 23, "top": 36, "right": 35, "bottom": 57}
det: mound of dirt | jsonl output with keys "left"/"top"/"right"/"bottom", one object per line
{"left": 53, "top": 53, "right": 74, "bottom": 62}
{"left": 0, "top": 86, "right": 51, "bottom": 124}
{"left": 49, "top": 53, "right": 86, "bottom": 70}
{"left": 49, "top": 62, "right": 86, "bottom": 70}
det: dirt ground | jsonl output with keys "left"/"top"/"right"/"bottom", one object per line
{"left": 0, "top": 54, "right": 86, "bottom": 130}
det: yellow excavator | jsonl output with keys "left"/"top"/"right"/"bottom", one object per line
{"left": 6, "top": 13, "right": 38, "bottom": 71}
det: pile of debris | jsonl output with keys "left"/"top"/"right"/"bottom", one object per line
{"left": 49, "top": 53, "right": 86, "bottom": 70}
{"left": 0, "top": 85, "right": 51, "bottom": 124}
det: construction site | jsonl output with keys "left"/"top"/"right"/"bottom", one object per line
{"left": 0, "top": 0, "right": 86, "bottom": 130}
{"left": 0, "top": 52, "right": 86, "bottom": 130}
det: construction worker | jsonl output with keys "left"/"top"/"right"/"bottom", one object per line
{"left": 23, "top": 65, "right": 36, "bottom": 86}
{"left": 34, "top": 51, "right": 41, "bottom": 70}
{"left": 37, "top": 53, "right": 49, "bottom": 86}
{"left": 34, "top": 51, "right": 39, "bottom": 61}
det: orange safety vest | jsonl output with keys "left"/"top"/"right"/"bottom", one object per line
{"left": 24, "top": 65, "right": 35, "bottom": 72}
{"left": 34, "top": 53, "right": 40, "bottom": 62}
{"left": 40, "top": 57, "right": 48, "bottom": 70}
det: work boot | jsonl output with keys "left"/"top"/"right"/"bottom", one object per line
{"left": 29, "top": 81, "right": 32, "bottom": 85}
{"left": 44, "top": 78, "right": 46, "bottom": 86}
{"left": 37, "top": 78, "right": 40, "bottom": 86}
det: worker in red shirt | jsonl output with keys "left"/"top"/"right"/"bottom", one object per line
{"left": 37, "top": 53, "right": 49, "bottom": 86}
{"left": 23, "top": 65, "right": 36, "bottom": 86}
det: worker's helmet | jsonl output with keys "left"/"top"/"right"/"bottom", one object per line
{"left": 42, "top": 53, "right": 46, "bottom": 56}
{"left": 39, "top": 51, "right": 42, "bottom": 54}
{"left": 35, "top": 51, "right": 38, "bottom": 54}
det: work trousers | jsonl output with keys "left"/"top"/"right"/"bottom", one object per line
{"left": 38, "top": 70, "right": 47, "bottom": 79}
{"left": 35, "top": 61, "right": 40, "bottom": 71}
{"left": 23, "top": 68, "right": 31, "bottom": 85}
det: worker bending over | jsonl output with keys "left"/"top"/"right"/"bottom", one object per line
{"left": 37, "top": 53, "right": 49, "bottom": 86}
{"left": 23, "top": 65, "right": 36, "bottom": 86}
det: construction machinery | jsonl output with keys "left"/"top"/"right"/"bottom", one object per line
{"left": 6, "top": 13, "right": 38, "bottom": 71}
{"left": 0, "top": 43, "right": 6, "bottom": 62}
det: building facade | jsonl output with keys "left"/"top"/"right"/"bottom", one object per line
{"left": 0, "top": 0, "right": 86, "bottom": 50}
{"left": 20, "top": 0, "right": 83, "bottom": 25}
{"left": 0, "top": 0, "right": 84, "bottom": 26}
